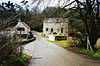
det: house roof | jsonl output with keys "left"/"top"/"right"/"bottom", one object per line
{"left": 21, "top": 22, "right": 30, "bottom": 29}
{"left": 14, "top": 19, "right": 30, "bottom": 29}
{"left": 44, "top": 18, "right": 68, "bottom": 23}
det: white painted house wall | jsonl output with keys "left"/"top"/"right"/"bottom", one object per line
{"left": 43, "top": 18, "right": 68, "bottom": 36}
{"left": 14, "top": 19, "right": 30, "bottom": 35}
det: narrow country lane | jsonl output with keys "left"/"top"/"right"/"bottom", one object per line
{"left": 23, "top": 32, "right": 100, "bottom": 66}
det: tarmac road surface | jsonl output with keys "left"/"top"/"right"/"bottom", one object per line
{"left": 23, "top": 32, "right": 100, "bottom": 66}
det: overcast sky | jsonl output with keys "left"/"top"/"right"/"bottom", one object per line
{"left": 0, "top": 0, "right": 69, "bottom": 6}
{"left": 0, "top": 0, "right": 30, "bottom": 4}
{"left": 0, "top": 0, "right": 78, "bottom": 11}
{"left": 0, "top": 0, "right": 21, "bottom": 4}
{"left": 0, "top": 0, "right": 32, "bottom": 6}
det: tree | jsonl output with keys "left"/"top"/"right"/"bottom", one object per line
{"left": 68, "top": 11, "right": 87, "bottom": 48}
{"left": 27, "top": 0, "right": 100, "bottom": 50}
{"left": 63, "top": 0, "right": 100, "bottom": 50}
{"left": 0, "top": 1, "right": 24, "bottom": 65}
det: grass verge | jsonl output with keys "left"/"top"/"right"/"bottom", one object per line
{"left": 48, "top": 40, "right": 100, "bottom": 58}
{"left": 48, "top": 40, "right": 69, "bottom": 48}
{"left": 68, "top": 47, "right": 100, "bottom": 58}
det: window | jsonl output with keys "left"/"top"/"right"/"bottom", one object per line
{"left": 17, "top": 27, "right": 25, "bottom": 35}
{"left": 51, "top": 28, "right": 53, "bottom": 33}
{"left": 61, "top": 28, "right": 63, "bottom": 33}
{"left": 17, "top": 27, "right": 25, "bottom": 31}
{"left": 46, "top": 28, "right": 48, "bottom": 31}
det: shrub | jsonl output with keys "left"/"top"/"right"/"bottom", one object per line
{"left": 0, "top": 31, "right": 29, "bottom": 66}
{"left": 9, "top": 53, "right": 31, "bottom": 66}
{"left": 0, "top": 53, "right": 32, "bottom": 66}
{"left": 66, "top": 37, "right": 76, "bottom": 47}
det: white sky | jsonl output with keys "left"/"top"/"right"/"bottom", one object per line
{"left": 0, "top": 0, "right": 22, "bottom": 4}
{"left": 0, "top": 0, "right": 75, "bottom": 11}
{"left": 0, "top": 0, "right": 69, "bottom": 6}
{"left": 0, "top": 0, "right": 31, "bottom": 6}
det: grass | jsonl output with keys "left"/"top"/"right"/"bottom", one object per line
{"left": 17, "top": 53, "right": 32, "bottom": 66}
{"left": 48, "top": 40, "right": 69, "bottom": 48}
{"left": 79, "top": 48, "right": 100, "bottom": 58}
{"left": 68, "top": 47, "right": 100, "bottom": 58}
{"left": 42, "top": 33, "right": 100, "bottom": 58}
{"left": 0, "top": 53, "right": 32, "bottom": 66}
{"left": 49, "top": 40, "right": 100, "bottom": 58}
{"left": 93, "top": 51, "right": 100, "bottom": 58}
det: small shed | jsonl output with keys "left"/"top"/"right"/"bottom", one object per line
{"left": 14, "top": 19, "right": 30, "bottom": 35}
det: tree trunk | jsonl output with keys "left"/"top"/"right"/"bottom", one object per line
{"left": 88, "top": 18, "right": 99, "bottom": 50}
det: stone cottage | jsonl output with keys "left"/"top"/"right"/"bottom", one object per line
{"left": 43, "top": 18, "right": 68, "bottom": 37}
{"left": 13, "top": 19, "right": 30, "bottom": 35}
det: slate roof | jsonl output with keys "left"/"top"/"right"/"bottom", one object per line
{"left": 14, "top": 19, "right": 30, "bottom": 29}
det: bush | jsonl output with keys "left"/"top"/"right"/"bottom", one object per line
{"left": 66, "top": 37, "right": 76, "bottom": 47}
{"left": 0, "top": 31, "right": 31, "bottom": 66}
{"left": 0, "top": 33, "right": 22, "bottom": 62}
{"left": 0, "top": 53, "right": 32, "bottom": 66}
